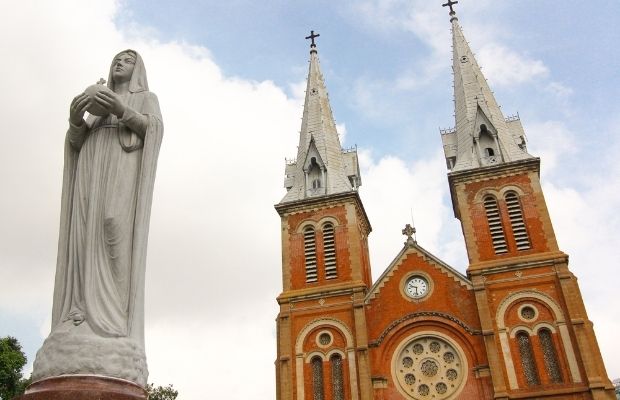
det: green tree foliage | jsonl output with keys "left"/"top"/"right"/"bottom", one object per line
{"left": 0, "top": 336, "right": 28, "bottom": 400}
{"left": 146, "top": 383, "right": 178, "bottom": 400}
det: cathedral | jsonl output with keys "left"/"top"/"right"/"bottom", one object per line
{"left": 274, "top": 5, "right": 615, "bottom": 400}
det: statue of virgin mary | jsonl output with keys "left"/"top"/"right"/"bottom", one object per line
{"left": 32, "top": 49, "right": 163, "bottom": 387}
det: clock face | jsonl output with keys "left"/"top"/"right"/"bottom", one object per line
{"left": 405, "top": 276, "right": 429, "bottom": 299}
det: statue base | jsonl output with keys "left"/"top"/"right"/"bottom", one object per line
{"left": 32, "top": 321, "right": 148, "bottom": 386}
{"left": 15, "top": 375, "right": 147, "bottom": 400}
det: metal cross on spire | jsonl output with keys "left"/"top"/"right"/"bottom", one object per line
{"left": 305, "top": 30, "right": 320, "bottom": 48}
{"left": 442, "top": 0, "right": 459, "bottom": 14}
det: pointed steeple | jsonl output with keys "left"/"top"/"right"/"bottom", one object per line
{"left": 281, "top": 34, "right": 361, "bottom": 203}
{"left": 441, "top": 7, "right": 533, "bottom": 172}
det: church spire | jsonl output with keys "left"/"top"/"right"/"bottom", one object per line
{"left": 440, "top": 7, "right": 533, "bottom": 172}
{"left": 281, "top": 32, "right": 361, "bottom": 203}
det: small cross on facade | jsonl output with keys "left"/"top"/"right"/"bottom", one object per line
{"left": 305, "top": 30, "right": 320, "bottom": 47}
{"left": 442, "top": 0, "right": 459, "bottom": 14}
{"left": 402, "top": 224, "right": 416, "bottom": 245}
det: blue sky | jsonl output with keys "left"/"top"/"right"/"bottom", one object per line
{"left": 119, "top": 0, "right": 619, "bottom": 161}
{"left": 1, "top": 0, "right": 619, "bottom": 398}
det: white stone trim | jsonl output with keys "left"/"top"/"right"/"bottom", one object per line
{"left": 509, "top": 326, "right": 535, "bottom": 338}
{"left": 498, "top": 185, "right": 526, "bottom": 197}
{"left": 297, "top": 220, "right": 318, "bottom": 233}
{"left": 326, "top": 349, "right": 346, "bottom": 359}
{"left": 295, "top": 354, "right": 305, "bottom": 399}
{"left": 473, "top": 188, "right": 501, "bottom": 204}
{"left": 347, "top": 349, "right": 359, "bottom": 400}
{"left": 318, "top": 216, "right": 340, "bottom": 228}
{"left": 305, "top": 351, "right": 328, "bottom": 363}
{"left": 498, "top": 329, "right": 519, "bottom": 389}
{"left": 473, "top": 185, "right": 527, "bottom": 204}
{"left": 532, "top": 322, "right": 556, "bottom": 334}
{"left": 558, "top": 322, "right": 582, "bottom": 383}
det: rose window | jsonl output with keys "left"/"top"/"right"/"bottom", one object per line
{"left": 394, "top": 335, "right": 466, "bottom": 399}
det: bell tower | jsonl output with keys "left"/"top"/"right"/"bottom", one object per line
{"left": 275, "top": 33, "right": 373, "bottom": 400}
{"left": 440, "top": 4, "right": 615, "bottom": 399}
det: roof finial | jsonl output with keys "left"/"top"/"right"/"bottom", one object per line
{"left": 305, "top": 30, "right": 320, "bottom": 52}
{"left": 402, "top": 223, "right": 417, "bottom": 246}
{"left": 442, "top": 0, "right": 459, "bottom": 21}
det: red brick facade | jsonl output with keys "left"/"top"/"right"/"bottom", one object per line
{"left": 275, "top": 159, "right": 615, "bottom": 399}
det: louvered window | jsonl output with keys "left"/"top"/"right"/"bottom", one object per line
{"left": 304, "top": 226, "right": 317, "bottom": 282}
{"left": 517, "top": 332, "right": 540, "bottom": 386}
{"left": 505, "top": 191, "right": 531, "bottom": 250}
{"left": 538, "top": 329, "right": 563, "bottom": 383}
{"left": 311, "top": 356, "right": 324, "bottom": 400}
{"left": 331, "top": 354, "right": 344, "bottom": 400}
{"left": 323, "top": 223, "right": 337, "bottom": 279}
{"left": 484, "top": 195, "right": 508, "bottom": 254}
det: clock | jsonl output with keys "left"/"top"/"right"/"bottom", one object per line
{"left": 405, "top": 276, "right": 429, "bottom": 299}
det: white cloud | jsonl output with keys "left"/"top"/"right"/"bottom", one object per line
{"left": 477, "top": 44, "right": 548, "bottom": 86}
{"left": 289, "top": 80, "right": 306, "bottom": 102}
{"left": 524, "top": 120, "right": 577, "bottom": 177}
{"left": 546, "top": 81, "right": 574, "bottom": 99}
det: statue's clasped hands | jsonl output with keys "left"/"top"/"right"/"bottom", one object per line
{"left": 94, "top": 90, "right": 126, "bottom": 118}
{"left": 69, "top": 90, "right": 127, "bottom": 125}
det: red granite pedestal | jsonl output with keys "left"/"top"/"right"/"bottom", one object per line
{"left": 14, "top": 375, "right": 147, "bottom": 400}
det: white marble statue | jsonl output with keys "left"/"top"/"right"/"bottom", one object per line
{"left": 32, "top": 50, "right": 163, "bottom": 386}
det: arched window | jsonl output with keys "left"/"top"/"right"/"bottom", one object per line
{"left": 311, "top": 356, "right": 324, "bottom": 400}
{"left": 330, "top": 354, "right": 344, "bottom": 400}
{"left": 308, "top": 157, "right": 322, "bottom": 193}
{"left": 322, "top": 223, "right": 337, "bottom": 279}
{"left": 483, "top": 195, "right": 508, "bottom": 254}
{"left": 479, "top": 124, "right": 498, "bottom": 164}
{"left": 304, "top": 226, "right": 317, "bottom": 282}
{"left": 538, "top": 328, "right": 563, "bottom": 383}
{"left": 517, "top": 332, "right": 540, "bottom": 386}
{"left": 505, "top": 191, "right": 531, "bottom": 250}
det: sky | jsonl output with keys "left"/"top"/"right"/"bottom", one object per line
{"left": 1, "top": 0, "right": 619, "bottom": 398}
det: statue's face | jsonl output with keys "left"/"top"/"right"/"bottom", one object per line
{"left": 112, "top": 52, "right": 136, "bottom": 84}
